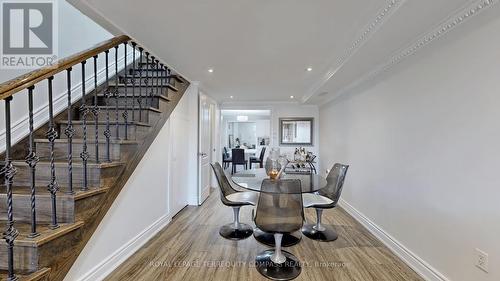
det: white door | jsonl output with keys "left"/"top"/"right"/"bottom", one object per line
{"left": 198, "top": 95, "right": 212, "bottom": 205}
{"left": 169, "top": 114, "right": 189, "bottom": 216}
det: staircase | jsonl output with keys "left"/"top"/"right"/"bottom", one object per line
{"left": 0, "top": 36, "right": 189, "bottom": 281}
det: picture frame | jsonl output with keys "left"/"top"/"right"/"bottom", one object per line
{"left": 279, "top": 117, "right": 314, "bottom": 146}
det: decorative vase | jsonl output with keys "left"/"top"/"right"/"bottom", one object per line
{"left": 265, "top": 148, "right": 281, "bottom": 178}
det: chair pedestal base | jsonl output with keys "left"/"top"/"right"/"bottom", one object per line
{"left": 254, "top": 228, "right": 301, "bottom": 247}
{"left": 301, "top": 224, "right": 338, "bottom": 242}
{"left": 219, "top": 223, "right": 253, "bottom": 240}
{"left": 255, "top": 249, "right": 301, "bottom": 281}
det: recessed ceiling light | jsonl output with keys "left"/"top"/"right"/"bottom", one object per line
{"left": 306, "top": 67, "right": 313, "bottom": 72}
{"left": 290, "top": 95, "right": 295, "bottom": 99}
{"left": 208, "top": 68, "right": 214, "bottom": 73}
{"left": 230, "top": 96, "right": 234, "bottom": 99}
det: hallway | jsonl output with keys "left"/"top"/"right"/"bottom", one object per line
{"left": 105, "top": 192, "right": 422, "bottom": 281}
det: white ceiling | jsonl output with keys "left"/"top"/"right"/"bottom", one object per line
{"left": 72, "top": 0, "right": 497, "bottom": 104}
{"left": 221, "top": 110, "right": 271, "bottom": 117}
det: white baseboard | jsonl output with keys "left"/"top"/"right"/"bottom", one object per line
{"left": 187, "top": 195, "right": 199, "bottom": 206}
{"left": 338, "top": 199, "right": 450, "bottom": 281}
{"left": 199, "top": 186, "right": 211, "bottom": 205}
{"left": 0, "top": 51, "right": 137, "bottom": 153}
{"left": 75, "top": 214, "right": 171, "bottom": 281}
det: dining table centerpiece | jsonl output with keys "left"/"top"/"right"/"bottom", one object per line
{"left": 265, "top": 148, "right": 288, "bottom": 179}
{"left": 266, "top": 148, "right": 280, "bottom": 179}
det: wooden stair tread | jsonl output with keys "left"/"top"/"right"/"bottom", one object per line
{"left": 95, "top": 105, "right": 162, "bottom": 113}
{"left": 9, "top": 160, "right": 125, "bottom": 168}
{"left": 0, "top": 221, "right": 84, "bottom": 247}
{"left": 97, "top": 90, "right": 173, "bottom": 101}
{"left": 34, "top": 138, "right": 140, "bottom": 144}
{"left": 121, "top": 73, "right": 184, "bottom": 83}
{"left": 108, "top": 82, "right": 178, "bottom": 92}
{"left": 0, "top": 267, "right": 51, "bottom": 281}
{"left": 1, "top": 186, "right": 109, "bottom": 200}
{"left": 57, "top": 120, "right": 151, "bottom": 127}
{"left": 170, "top": 74, "right": 185, "bottom": 83}
{"left": 128, "top": 68, "right": 184, "bottom": 80}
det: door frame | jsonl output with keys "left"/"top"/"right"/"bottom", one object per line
{"left": 198, "top": 92, "right": 219, "bottom": 205}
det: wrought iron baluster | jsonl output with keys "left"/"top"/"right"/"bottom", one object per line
{"left": 155, "top": 60, "right": 159, "bottom": 99}
{"left": 104, "top": 50, "right": 111, "bottom": 162}
{"left": 47, "top": 77, "right": 60, "bottom": 200}
{"left": 150, "top": 57, "right": 155, "bottom": 102}
{"left": 25, "top": 85, "right": 40, "bottom": 237}
{"left": 145, "top": 52, "right": 150, "bottom": 108}
{"left": 45, "top": 77, "right": 60, "bottom": 228}
{"left": 114, "top": 45, "right": 120, "bottom": 140}
{"left": 43, "top": 78, "right": 60, "bottom": 230}
{"left": 138, "top": 47, "right": 144, "bottom": 122}
{"left": 123, "top": 43, "right": 129, "bottom": 140}
{"left": 167, "top": 68, "right": 172, "bottom": 88}
{"left": 148, "top": 56, "right": 156, "bottom": 107}
{"left": 148, "top": 54, "right": 153, "bottom": 108}
{"left": 64, "top": 68, "right": 74, "bottom": 194}
{"left": 131, "top": 42, "right": 137, "bottom": 121}
{"left": 3, "top": 96, "right": 19, "bottom": 281}
{"left": 92, "top": 55, "right": 100, "bottom": 163}
{"left": 80, "top": 61, "right": 89, "bottom": 191}
{"left": 159, "top": 63, "right": 164, "bottom": 96}
{"left": 162, "top": 65, "right": 167, "bottom": 97}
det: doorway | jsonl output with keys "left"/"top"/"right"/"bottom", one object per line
{"left": 198, "top": 93, "right": 219, "bottom": 205}
{"left": 221, "top": 109, "right": 271, "bottom": 173}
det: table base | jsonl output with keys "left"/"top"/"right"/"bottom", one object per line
{"left": 254, "top": 228, "right": 302, "bottom": 247}
{"left": 255, "top": 249, "right": 301, "bottom": 281}
{"left": 301, "top": 224, "right": 338, "bottom": 242}
{"left": 219, "top": 223, "right": 253, "bottom": 240}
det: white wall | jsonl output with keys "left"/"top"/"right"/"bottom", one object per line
{"left": 0, "top": 0, "right": 127, "bottom": 152}
{"left": 170, "top": 83, "right": 200, "bottom": 206}
{"left": 256, "top": 119, "right": 270, "bottom": 141}
{"left": 270, "top": 104, "right": 319, "bottom": 164}
{"left": 65, "top": 84, "right": 199, "bottom": 280}
{"left": 319, "top": 9, "right": 500, "bottom": 281}
{"left": 65, "top": 119, "right": 171, "bottom": 281}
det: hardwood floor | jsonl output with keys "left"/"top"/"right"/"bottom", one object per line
{"left": 106, "top": 191, "right": 423, "bottom": 281}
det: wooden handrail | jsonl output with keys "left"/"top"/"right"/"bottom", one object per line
{"left": 0, "top": 35, "right": 130, "bottom": 100}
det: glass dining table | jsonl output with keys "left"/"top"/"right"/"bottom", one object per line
{"left": 231, "top": 168, "right": 328, "bottom": 246}
{"left": 231, "top": 168, "right": 327, "bottom": 193}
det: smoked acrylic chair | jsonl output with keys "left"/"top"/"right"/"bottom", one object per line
{"left": 254, "top": 179, "right": 304, "bottom": 280}
{"left": 301, "top": 163, "right": 349, "bottom": 241}
{"left": 211, "top": 162, "right": 257, "bottom": 240}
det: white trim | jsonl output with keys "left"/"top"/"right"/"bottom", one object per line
{"left": 199, "top": 186, "right": 210, "bottom": 206}
{"left": 303, "top": 0, "right": 407, "bottom": 103}
{"left": 221, "top": 100, "right": 299, "bottom": 107}
{"left": 0, "top": 51, "right": 136, "bottom": 153}
{"left": 187, "top": 195, "right": 199, "bottom": 206}
{"left": 75, "top": 214, "right": 171, "bottom": 281}
{"left": 338, "top": 199, "right": 450, "bottom": 281}
{"left": 320, "top": 0, "right": 498, "bottom": 106}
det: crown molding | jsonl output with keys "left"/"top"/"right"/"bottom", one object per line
{"left": 320, "top": 0, "right": 498, "bottom": 106}
{"left": 302, "top": 0, "right": 407, "bottom": 103}
{"left": 221, "top": 100, "right": 300, "bottom": 107}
